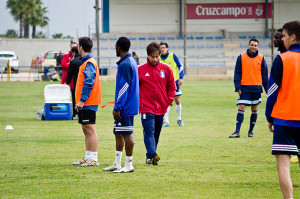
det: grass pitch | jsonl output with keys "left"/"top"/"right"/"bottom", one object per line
{"left": 0, "top": 80, "right": 299, "bottom": 199}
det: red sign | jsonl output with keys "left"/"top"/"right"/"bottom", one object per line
{"left": 187, "top": 3, "right": 272, "bottom": 19}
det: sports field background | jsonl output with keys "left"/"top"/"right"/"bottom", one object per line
{"left": 0, "top": 81, "right": 299, "bottom": 198}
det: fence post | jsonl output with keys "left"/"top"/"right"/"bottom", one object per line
{"left": 7, "top": 60, "right": 11, "bottom": 81}
{"left": 0, "top": 66, "right": 4, "bottom": 81}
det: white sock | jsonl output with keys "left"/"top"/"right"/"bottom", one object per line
{"left": 164, "top": 106, "right": 170, "bottom": 123}
{"left": 125, "top": 156, "right": 133, "bottom": 168}
{"left": 176, "top": 104, "right": 182, "bottom": 121}
{"left": 114, "top": 151, "right": 122, "bottom": 167}
{"left": 85, "top": 151, "right": 98, "bottom": 162}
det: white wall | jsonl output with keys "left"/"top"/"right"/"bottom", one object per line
{"left": 109, "top": 0, "right": 300, "bottom": 33}
{"left": 110, "top": 0, "right": 180, "bottom": 33}
{"left": 0, "top": 38, "right": 71, "bottom": 66}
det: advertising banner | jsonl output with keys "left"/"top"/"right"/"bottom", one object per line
{"left": 187, "top": 3, "right": 272, "bottom": 19}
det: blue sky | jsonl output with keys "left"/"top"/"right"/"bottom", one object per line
{"left": 0, "top": 0, "right": 100, "bottom": 38}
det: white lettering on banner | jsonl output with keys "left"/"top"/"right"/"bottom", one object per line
{"left": 196, "top": 5, "right": 247, "bottom": 17}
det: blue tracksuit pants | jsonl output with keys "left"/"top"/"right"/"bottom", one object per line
{"left": 140, "top": 113, "right": 164, "bottom": 158}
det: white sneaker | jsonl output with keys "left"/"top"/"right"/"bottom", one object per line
{"left": 103, "top": 165, "right": 121, "bottom": 171}
{"left": 73, "top": 157, "right": 86, "bottom": 165}
{"left": 81, "top": 159, "right": 99, "bottom": 167}
{"left": 113, "top": 166, "right": 134, "bottom": 173}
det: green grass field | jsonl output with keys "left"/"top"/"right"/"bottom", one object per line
{"left": 0, "top": 81, "right": 299, "bottom": 199}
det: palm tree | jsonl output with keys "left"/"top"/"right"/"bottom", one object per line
{"left": 23, "top": 0, "right": 41, "bottom": 38}
{"left": 24, "top": 2, "right": 49, "bottom": 38}
{"left": 31, "top": 6, "right": 49, "bottom": 38}
{"left": 6, "top": 0, "right": 37, "bottom": 38}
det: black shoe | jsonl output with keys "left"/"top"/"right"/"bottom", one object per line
{"left": 152, "top": 155, "right": 160, "bottom": 165}
{"left": 146, "top": 155, "right": 160, "bottom": 165}
{"left": 229, "top": 132, "right": 240, "bottom": 138}
{"left": 248, "top": 132, "right": 254, "bottom": 137}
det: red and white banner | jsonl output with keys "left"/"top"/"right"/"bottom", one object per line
{"left": 187, "top": 3, "right": 272, "bottom": 19}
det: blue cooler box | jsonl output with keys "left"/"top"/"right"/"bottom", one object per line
{"left": 44, "top": 84, "right": 72, "bottom": 120}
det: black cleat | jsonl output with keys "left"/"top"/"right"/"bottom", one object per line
{"left": 146, "top": 155, "right": 160, "bottom": 165}
{"left": 229, "top": 132, "right": 240, "bottom": 138}
{"left": 248, "top": 132, "right": 254, "bottom": 137}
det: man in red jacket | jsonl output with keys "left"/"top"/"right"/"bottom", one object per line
{"left": 62, "top": 42, "right": 77, "bottom": 119}
{"left": 138, "top": 42, "right": 176, "bottom": 165}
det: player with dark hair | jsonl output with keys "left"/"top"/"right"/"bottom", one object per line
{"left": 266, "top": 20, "right": 300, "bottom": 199}
{"left": 73, "top": 37, "right": 102, "bottom": 166}
{"left": 229, "top": 38, "right": 268, "bottom": 138}
{"left": 159, "top": 42, "right": 185, "bottom": 127}
{"left": 103, "top": 37, "right": 139, "bottom": 173}
{"left": 62, "top": 42, "right": 78, "bottom": 119}
{"left": 66, "top": 46, "right": 81, "bottom": 119}
{"left": 139, "top": 42, "right": 176, "bottom": 165}
{"left": 274, "top": 29, "right": 287, "bottom": 54}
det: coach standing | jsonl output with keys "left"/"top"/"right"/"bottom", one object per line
{"left": 229, "top": 38, "right": 268, "bottom": 138}
{"left": 139, "top": 42, "right": 176, "bottom": 165}
{"left": 66, "top": 46, "right": 81, "bottom": 119}
{"left": 265, "top": 20, "right": 300, "bottom": 199}
{"left": 73, "top": 37, "right": 102, "bottom": 166}
{"left": 61, "top": 42, "right": 77, "bottom": 117}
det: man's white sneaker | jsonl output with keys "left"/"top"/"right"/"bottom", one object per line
{"left": 81, "top": 159, "right": 99, "bottom": 167}
{"left": 103, "top": 165, "right": 121, "bottom": 171}
{"left": 73, "top": 157, "right": 86, "bottom": 165}
{"left": 113, "top": 166, "right": 134, "bottom": 173}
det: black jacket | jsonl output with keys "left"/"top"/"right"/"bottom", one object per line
{"left": 66, "top": 54, "right": 81, "bottom": 89}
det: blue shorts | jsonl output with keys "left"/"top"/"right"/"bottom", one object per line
{"left": 236, "top": 92, "right": 261, "bottom": 106}
{"left": 175, "top": 80, "right": 182, "bottom": 96}
{"left": 114, "top": 116, "right": 134, "bottom": 134}
{"left": 272, "top": 125, "right": 300, "bottom": 157}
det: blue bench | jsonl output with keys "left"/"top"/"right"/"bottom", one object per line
{"left": 167, "top": 37, "right": 175, "bottom": 40}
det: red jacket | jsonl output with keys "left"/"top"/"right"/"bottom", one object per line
{"left": 138, "top": 59, "right": 176, "bottom": 115}
{"left": 61, "top": 51, "right": 74, "bottom": 89}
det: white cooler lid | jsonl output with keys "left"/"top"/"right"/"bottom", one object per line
{"left": 44, "top": 84, "right": 71, "bottom": 102}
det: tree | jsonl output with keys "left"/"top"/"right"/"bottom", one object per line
{"left": 5, "top": 29, "right": 18, "bottom": 38}
{"left": 31, "top": 7, "right": 49, "bottom": 38}
{"left": 63, "top": 35, "right": 73, "bottom": 39}
{"left": 6, "top": 0, "right": 37, "bottom": 38}
{"left": 52, "top": 33, "right": 63, "bottom": 39}
{"left": 23, "top": 1, "right": 49, "bottom": 38}
{"left": 35, "top": 31, "right": 46, "bottom": 39}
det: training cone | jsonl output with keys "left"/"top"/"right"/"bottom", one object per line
{"left": 5, "top": 125, "right": 14, "bottom": 130}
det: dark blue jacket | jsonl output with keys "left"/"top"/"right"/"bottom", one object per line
{"left": 265, "top": 43, "right": 300, "bottom": 127}
{"left": 234, "top": 49, "right": 268, "bottom": 93}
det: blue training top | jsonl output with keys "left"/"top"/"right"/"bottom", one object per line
{"left": 114, "top": 53, "right": 139, "bottom": 116}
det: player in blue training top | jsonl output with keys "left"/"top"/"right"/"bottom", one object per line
{"left": 103, "top": 37, "right": 139, "bottom": 173}
{"left": 160, "top": 42, "right": 185, "bottom": 127}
